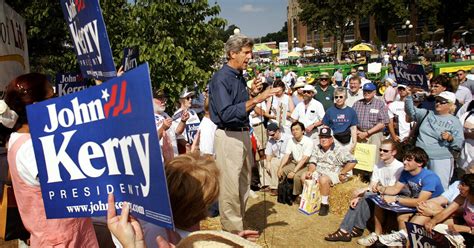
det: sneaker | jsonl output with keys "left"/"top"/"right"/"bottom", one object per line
{"left": 357, "top": 232, "right": 378, "bottom": 246}
{"left": 319, "top": 203, "right": 329, "bottom": 216}
{"left": 378, "top": 231, "right": 407, "bottom": 247}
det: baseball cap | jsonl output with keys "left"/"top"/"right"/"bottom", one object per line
{"left": 397, "top": 84, "right": 407, "bottom": 89}
{"left": 319, "top": 72, "right": 330, "bottom": 79}
{"left": 437, "top": 91, "right": 456, "bottom": 104}
{"left": 267, "top": 123, "right": 279, "bottom": 135}
{"left": 362, "top": 82, "right": 377, "bottom": 91}
{"left": 319, "top": 127, "right": 333, "bottom": 137}
{"left": 358, "top": 66, "right": 364, "bottom": 71}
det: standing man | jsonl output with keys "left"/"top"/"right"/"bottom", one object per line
{"left": 291, "top": 84, "right": 325, "bottom": 140}
{"left": 314, "top": 72, "right": 335, "bottom": 111}
{"left": 332, "top": 68, "right": 344, "bottom": 87}
{"left": 457, "top": 69, "right": 474, "bottom": 96}
{"left": 345, "top": 76, "right": 363, "bottom": 107}
{"left": 352, "top": 82, "right": 389, "bottom": 162}
{"left": 387, "top": 84, "right": 412, "bottom": 143}
{"left": 209, "top": 34, "right": 277, "bottom": 232}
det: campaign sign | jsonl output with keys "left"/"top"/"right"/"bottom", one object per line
{"left": 122, "top": 47, "right": 139, "bottom": 72}
{"left": 60, "top": 0, "right": 117, "bottom": 81}
{"left": 27, "top": 63, "right": 174, "bottom": 229}
{"left": 391, "top": 60, "right": 429, "bottom": 90}
{"left": 406, "top": 222, "right": 450, "bottom": 247}
{"left": 368, "top": 194, "right": 416, "bottom": 213}
{"left": 55, "top": 73, "right": 89, "bottom": 96}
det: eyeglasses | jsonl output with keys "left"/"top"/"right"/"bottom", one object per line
{"left": 184, "top": 96, "right": 193, "bottom": 100}
{"left": 334, "top": 96, "right": 344, "bottom": 99}
{"left": 435, "top": 99, "right": 449, "bottom": 105}
{"left": 379, "top": 148, "right": 391, "bottom": 153}
{"left": 320, "top": 78, "right": 328, "bottom": 81}
{"left": 303, "top": 90, "right": 313, "bottom": 94}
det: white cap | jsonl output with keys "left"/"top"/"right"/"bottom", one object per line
{"left": 301, "top": 84, "right": 316, "bottom": 93}
{"left": 437, "top": 91, "right": 456, "bottom": 104}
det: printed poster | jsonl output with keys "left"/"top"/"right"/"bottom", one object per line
{"left": 27, "top": 63, "right": 174, "bottom": 229}
{"left": 354, "top": 143, "right": 376, "bottom": 172}
{"left": 406, "top": 222, "right": 450, "bottom": 247}
{"left": 390, "top": 60, "right": 429, "bottom": 90}
{"left": 55, "top": 72, "right": 90, "bottom": 96}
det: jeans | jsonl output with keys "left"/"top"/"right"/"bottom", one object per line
{"left": 339, "top": 192, "right": 375, "bottom": 232}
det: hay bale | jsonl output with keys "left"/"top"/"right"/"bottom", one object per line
{"left": 200, "top": 216, "right": 222, "bottom": 231}
{"left": 329, "top": 176, "right": 368, "bottom": 216}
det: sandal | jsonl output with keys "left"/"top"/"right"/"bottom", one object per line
{"left": 351, "top": 226, "right": 364, "bottom": 237}
{"left": 324, "top": 229, "right": 351, "bottom": 242}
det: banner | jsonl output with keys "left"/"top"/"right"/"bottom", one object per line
{"left": 367, "top": 194, "right": 416, "bottom": 213}
{"left": 406, "top": 223, "right": 450, "bottom": 248}
{"left": 390, "top": 60, "right": 429, "bottom": 90}
{"left": 354, "top": 143, "right": 376, "bottom": 172}
{"left": 279, "top": 42, "right": 288, "bottom": 59}
{"left": 122, "top": 46, "right": 139, "bottom": 72}
{"left": 60, "top": 0, "right": 116, "bottom": 81}
{"left": 55, "top": 72, "right": 90, "bottom": 96}
{"left": 0, "top": 0, "right": 29, "bottom": 90}
{"left": 27, "top": 63, "right": 174, "bottom": 229}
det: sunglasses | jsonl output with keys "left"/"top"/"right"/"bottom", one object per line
{"left": 184, "top": 96, "right": 193, "bottom": 100}
{"left": 379, "top": 148, "right": 391, "bottom": 153}
{"left": 303, "top": 90, "right": 313, "bottom": 94}
{"left": 397, "top": 87, "right": 406, "bottom": 91}
{"left": 435, "top": 99, "right": 449, "bottom": 105}
{"left": 334, "top": 96, "right": 344, "bottom": 99}
{"left": 320, "top": 78, "right": 328, "bottom": 81}
{"left": 457, "top": 73, "right": 464, "bottom": 76}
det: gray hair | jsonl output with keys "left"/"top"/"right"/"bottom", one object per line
{"left": 334, "top": 87, "right": 347, "bottom": 98}
{"left": 225, "top": 34, "right": 254, "bottom": 59}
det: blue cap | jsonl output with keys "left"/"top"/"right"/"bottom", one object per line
{"left": 362, "top": 82, "right": 377, "bottom": 91}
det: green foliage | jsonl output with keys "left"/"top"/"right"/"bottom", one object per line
{"left": 217, "top": 24, "right": 239, "bottom": 42}
{"left": 6, "top": 0, "right": 226, "bottom": 102}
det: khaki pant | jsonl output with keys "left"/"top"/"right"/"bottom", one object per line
{"left": 264, "top": 158, "right": 282, "bottom": 189}
{"left": 214, "top": 129, "right": 253, "bottom": 232}
{"left": 281, "top": 161, "right": 308, "bottom": 196}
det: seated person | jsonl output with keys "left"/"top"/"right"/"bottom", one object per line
{"left": 412, "top": 162, "right": 474, "bottom": 225}
{"left": 277, "top": 122, "right": 313, "bottom": 200}
{"left": 305, "top": 127, "right": 357, "bottom": 216}
{"left": 424, "top": 174, "right": 474, "bottom": 245}
{"left": 325, "top": 139, "right": 403, "bottom": 243}
{"left": 375, "top": 147, "right": 444, "bottom": 247}
{"left": 264, "top": 123, "right": 291, "bottom": 196}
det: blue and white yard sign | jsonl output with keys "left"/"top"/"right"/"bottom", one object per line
{"left": 55, "top": 72, "right": 89, "bottom": 96}
{"left": 61, "top": 0, "right": 117, "bottom": 81}
{"left": 122, "top": 46, "right": 139, "bottom": 72}
{"left": 27, "top": 63, "right": 174, "bottom": 229}
{"left": 390, "top": 60, "right": 429, "bottom": 90}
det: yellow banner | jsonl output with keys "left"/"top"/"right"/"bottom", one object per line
{"left": 354, "top": 143, "right": 377, "bottom": 172}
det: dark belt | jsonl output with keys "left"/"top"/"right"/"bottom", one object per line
{"left": 218, "top": 126, "right": 250, "bottom": 132}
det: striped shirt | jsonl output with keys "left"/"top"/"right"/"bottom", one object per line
{"left": 352, "top": 98, "right": 389, "bottom": 130}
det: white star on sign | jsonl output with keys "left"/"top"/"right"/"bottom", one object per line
{"left": 101, "top": 88, "right": 110, "bottom": 102}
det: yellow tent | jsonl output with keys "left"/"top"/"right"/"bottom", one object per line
{"left": 349, "top": 44, "right": 373, "bottom": 52}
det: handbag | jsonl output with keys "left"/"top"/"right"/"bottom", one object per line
{"left": 333, "top": 129, "right": 352, "bottom": 144}
{"left": 403, "top": 110, "right": 429, "bottom": 147}
{"left": 277, "top": 177, "right": 294, "bottom": 206}
{"left": 298, "top": 178, "right": 321, "bottom": 215}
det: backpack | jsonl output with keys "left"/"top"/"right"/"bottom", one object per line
{"left": 277, "top": 178, "right": 294, "bottom": 206}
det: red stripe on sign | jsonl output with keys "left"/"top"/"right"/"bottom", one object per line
{"left": 103, "top": 85, "right": 118, "bottom": 118}
{"left": 113, "top": 81, "right": 128, "bottom": 117}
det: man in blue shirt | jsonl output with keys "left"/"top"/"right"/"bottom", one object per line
{"left": 209, "top": 34, "right": 277, "bottom": 232}
{"left": 373, "top": 147, "right": 444, "bottom": 246}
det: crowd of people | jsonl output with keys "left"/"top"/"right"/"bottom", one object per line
{"left": 1, "top": 33, "right": 474, "bottom": 247}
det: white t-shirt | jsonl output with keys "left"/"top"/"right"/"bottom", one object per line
{"left": 291, "top": 99, "right": 325, "bottom": 129}
{"left": 172, "top": 108, "right": 200, "bottom": 144}
{"left": 370, "top": 159, "right": 404, "bottom": 187}
{"left": 198, "top": 116, "right": 217, "bottom": 155}
{"left": 155, "top": 113, "right": 179, "bottom": 156}
{"left": 268, "top": 94, "right": 292, "bottom": 131}
{"left": 265, "top": 133, "right": 291, "bottom": 159}
{"left": 8, "top": 133, "right": 39, "bottom": 186}
{"left": 455, "top": 85, "right": 473, "bottom": 105}
{"left": 284, "top": 135, "right": 314, "bottom": 162}
{"left": 388, "top": 100, "right": 412, "bottom": 140}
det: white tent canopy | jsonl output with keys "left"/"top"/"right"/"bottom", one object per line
{"left": 303, "top": 45, "right": 315, "bottom": 51}
{"left": 292, "top": 47, "right": 303, "bottom": 52}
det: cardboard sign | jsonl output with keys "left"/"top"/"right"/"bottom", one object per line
{"left": 0, "top": 0, "right": 30, "bottom": 89}
{"left": 406, "top": 222, "right": 450, "bottom": 247}
{"left": 27, "top": 63, "right": 174, "bottom": 229}
{"left": 55, "top": 72, "right": 90, "bottom": 96}
{"left": 354, "top": 143, "right": 376, "bottom": 172}
{"left": 60, "top": 0, "right": 116, "bottom": 81}
{"left": 122, "top": 46, "right": 139, "bottom": 72}
{"left": 391, "top": 60, "right": 429, "bottom": 90}
{"left": 367, "top": 194, "right": 416, "bottom": 213}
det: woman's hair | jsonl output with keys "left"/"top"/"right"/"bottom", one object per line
{"left": 165, "top": 153, "right": 219, "bottom": 229}
{"left": 403, "top": 147, "right": 429, "bottom": 168}
{"left": 461, "top": 174, "right": 474, "bottom": 197}
{"left": 4, "top": 73, "right": 51, "bottom": 131}
{"left": 272, "top": 79, "right": 286, "bottom": 90}
{"left": 333, "top": 87, "right": 347, "bottom": 98}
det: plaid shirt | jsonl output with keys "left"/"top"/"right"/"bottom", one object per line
{"left": 352, "top": 97, "right": 389, "bottom": 130}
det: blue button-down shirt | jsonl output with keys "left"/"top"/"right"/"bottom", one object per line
{"left": 209, "top": 64, "right": 250, "bottom": 128}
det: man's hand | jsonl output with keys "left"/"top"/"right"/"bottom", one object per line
{"left": 383, "top": 195, "right": 397, "bottom": 204}
{"left": 357, "top": 130, "right": 369, "bottom": 140}
{"left": 392, "top": 135, "right": 401, "bottom": 143}
{"left": 181, "top": 110, "right": 190, "bottom": 122}
{"left": 305, "top": 124, "right": 314, "bottom": 134}
{"left": 425, "top": 220, "right": 437, "bottom": 233}
{"left": 162, "top": 118, "right": 172, "bottom": 131}
{"left": 305, "top": 171, "right": 313, "bottom": 179}
{"left": 350, "top": 197, "right": 360, "bottom": 209}
{"left": 277, "top": 168, "right": 284, "bottom": 179}
{"left": 417, "top": 201, "right": 434, "bottom": 217}
{"left": 287, "top": 171, "right": 295, "bottom": 179}
{"left": 338, "top": 174, "right": 347, "bottom": 182}
{"left": 237, "top": 230, "right": 260, "bottom": 242}
{"left": 255, "top": 87, "right": 280, "bottom": 104}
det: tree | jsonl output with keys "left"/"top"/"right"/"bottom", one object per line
{"left": 6, "top": 0, "right": 226, "bottom": 102}
{"left": 297, "top": 0, "right": 363, "bottom": 62}
{"left": 217, "top": 24, "right": 239, "bottom": 42}
{"left": 256, "top": 22, "right": 288, "bottom": 43}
